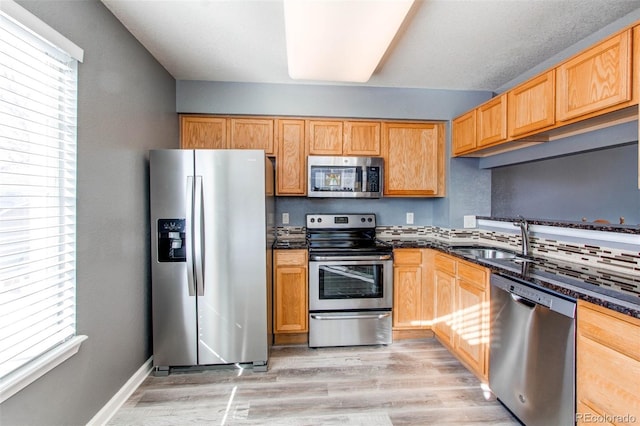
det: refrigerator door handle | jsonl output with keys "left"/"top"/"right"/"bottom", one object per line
{"left": 185, "top": 176, "right": 196, "bottom": 297}
{"left": 194, "top": 176, "right": 205, "bottom": 296}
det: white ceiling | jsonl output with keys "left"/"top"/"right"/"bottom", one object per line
{"left": 101, "top": 0, "right": 640, "bottom": 91}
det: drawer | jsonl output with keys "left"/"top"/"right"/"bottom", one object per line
{"left": 457, "top": 261, "right": 488, "bottom": 287}
{"left": 275, "top": 249, "right": 307, "bottom": 266}
{"left": 577, "top": 300, "right": 640, "bottom": 361}
{"left": 434, "top": 253, "right": 456, "bottom": 275}
{"left": 394, "top": 249, "right": 423, "bottom": 265}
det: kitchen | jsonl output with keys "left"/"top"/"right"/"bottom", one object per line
{"left": 1, "top": 1, "right": 639, "bottom": 425}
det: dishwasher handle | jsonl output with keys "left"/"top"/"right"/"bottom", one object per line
{"left": 511, "top": 293, "right": 536, "bottom": 308}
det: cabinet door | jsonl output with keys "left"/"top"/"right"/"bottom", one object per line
{"left": 229, "top": 118, "right": 275, "bottom": 155}
{"left": 343, "top": 121, "right": 381, "bottom": 156}
{"left": 180, "top": 115, "right": 227, "bottom": 149}
{"left": 382, "top": 122, "right": 444, "bottom": 196}
{"left": 307, "top": 120, "right": 343, "bottom": 155}
{"left": 576, "top": 301, "right": 640, "bottom": 424}
{"left": 393, "top": 249, "right": 423, "bottom": 329}
{"left": 274, "top": 250, "right": 308, "bottom": 333}
{"left": 557, "top": 30, "right": 632, "bottom": 122}
{"left": 456, "top": 276, "right": 488, "bottom": 380}
{"left": 433, "top": 269, "right": 455, "bottom": 347}
{"left": 452, "top": 110, "right": 476, "bottom": 156}
{"left": 276, "top": 119, "right": 306, "bottom": 195}
{"left": 508, "top": 70, "right": 555, "bottom": 137}
{"left": 476, "top": 94, "right": 507, "bottom": 148}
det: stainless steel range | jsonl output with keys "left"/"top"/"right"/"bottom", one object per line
{"left": 306, "top": 213, "right": 393, "bottom": 348}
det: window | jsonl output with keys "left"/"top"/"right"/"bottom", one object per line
{"left": 0, "top": 1, "right": 84, "bottom": 402}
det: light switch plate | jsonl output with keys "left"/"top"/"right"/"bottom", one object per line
{"left": 463, "top": 215, "right": 476, "bottom": 228}
{"left": 282, "top": 212, "right": 290, "bottom": 224}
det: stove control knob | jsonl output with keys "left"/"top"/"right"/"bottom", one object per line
{"left": 317, "top": 218, "right": 322, "bottom": 223}
{"left": 310, "top": 218, "right": 315, "bottom": 223}
{"left": 361, "top": 217, "right": 366, "bottom": 222}
{"left": 367, "top": 218, "right": 373, "bottom": 222}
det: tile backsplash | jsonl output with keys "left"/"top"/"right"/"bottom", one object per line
{"left": 276, "top": 224, "right": 640, "bottom": 276}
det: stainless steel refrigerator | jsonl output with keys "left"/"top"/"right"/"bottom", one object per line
{"left": 149, "top": 149, "right": 274, "bottom": 374}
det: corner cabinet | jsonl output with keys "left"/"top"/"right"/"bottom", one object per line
{"left": 274, "top": 250, "right": 308, "bottom": 335}
{"left": 452, "top": 110, "right": 476, "bottom": 156}
{"left": 576, "top": 300, "right": 640, "bottom": 424}
{"left": 452, "top": 95, "right": 507, "bottom": 156}
{"left": 382, "top": 122, "right": 446, "bottom": 197}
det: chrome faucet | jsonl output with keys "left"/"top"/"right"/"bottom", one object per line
{"left": 514, "top": 216, "right": 530, "bottom": 257}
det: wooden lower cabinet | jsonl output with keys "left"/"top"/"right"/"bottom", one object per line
{"left": 273, "top": 250, "right": 308, "bottom": 342}
{"left": 392, "top": 249, "right": 433, "bottom": 330}
{"left": 454, "top": 261, "right": 489, "bottom": 380}
{"left": 576, "top": 300, "right": 640, "bottom": 425}
{"left": 433, "top": 253, "right": 489, "bottom": 381}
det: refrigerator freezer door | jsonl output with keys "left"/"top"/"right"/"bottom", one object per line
{"left": 195, "top": 150, "right": 269, "bottom": 366}
{"left": 150, "top": 150, "right": 198, "bottom": 367}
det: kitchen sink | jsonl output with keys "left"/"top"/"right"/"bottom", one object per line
{"left": 452, "top": 246, "right": 524, "bottom": 260}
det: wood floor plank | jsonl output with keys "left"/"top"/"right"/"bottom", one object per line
{"left": 108, "top": 339, "right": 520, "bottom": 425}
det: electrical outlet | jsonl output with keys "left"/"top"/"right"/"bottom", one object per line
{"left": 282, "top": 212, "right": 289, "bottom": 224}
{"left": 463, "top": 215, "right": 476, "bottom": 228}
{"left": 406, "top": 212, "right": 414, "bottom": 225}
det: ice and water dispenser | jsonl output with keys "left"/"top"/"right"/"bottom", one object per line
{"left": 157, "top": 219, "right": 186, "bottom": 262}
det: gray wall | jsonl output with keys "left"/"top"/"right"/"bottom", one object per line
{"left": 178, "top": 81, "right": 493, "bottom": 227}
{"left": 491, "top": 143, "right": 640, "bottom": 225}
{"left": 1, "top": 1, "right": 178, "bottom": 425}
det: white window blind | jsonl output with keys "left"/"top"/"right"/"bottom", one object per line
{"left": 0, "top": 9, "right": 78, "bottom": 380}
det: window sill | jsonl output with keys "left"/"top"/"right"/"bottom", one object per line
{"left": 0, "top": 335, "right": 87, "bottom": 403}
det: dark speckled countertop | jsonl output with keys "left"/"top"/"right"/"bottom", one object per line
{"left": 274, "top": 237, "right": 640, "bottom": 319}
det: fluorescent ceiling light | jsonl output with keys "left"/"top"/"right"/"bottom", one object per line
{"left": 284, "top": 0, "right": 414, "bottom": 83}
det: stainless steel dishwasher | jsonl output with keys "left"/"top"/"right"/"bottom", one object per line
{"left": 489, "top": 273, "right": 576, "bottom": 426}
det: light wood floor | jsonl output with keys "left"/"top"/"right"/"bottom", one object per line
{"left": 108, "top": 338, "right": 520, "bottom": 425}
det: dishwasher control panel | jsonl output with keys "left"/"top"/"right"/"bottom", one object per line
{"left": 509, "top": 283, "right": 553, "bottom": 308}
{"left": 491, "top": 273, "right": 576, "bottom": 318}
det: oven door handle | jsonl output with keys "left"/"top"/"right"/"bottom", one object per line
{"left": 310, "top": 312, "right": 391, "bottom": 321}
{"left": 310, "top": 254, "right": 392, "bottom": 261}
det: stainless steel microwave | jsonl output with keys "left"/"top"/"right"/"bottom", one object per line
{"left": 307, "top": 156, "right": 383, "bottom": 198}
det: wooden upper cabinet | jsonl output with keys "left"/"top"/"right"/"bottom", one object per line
{"left": 180, "top": 115, "right": 228, "bottom": 149}
{"left": 229, "top": 118, "right": 275, "bottom": 155}
{"left": 452, "top": 110, "right": 476, "bottom": 156}
{"left": 275, "top": 119, "right": 306, "bottom": 196}
{"left": 556, "top": 30, "right": 632, "bottom": 122}
{"left": 508, "top": 70, "right": 555, "bottom": 137}
{"left": 382, "top": 122, "right": 445, "bottom": 197}
{"left": 307, "top": 120, "right": 343, "bottom": 155}
{"left": 476, "top": 94, "right": 507, "bottom": 147}
{"left": 343, "top": 121, "right": 381, "bottom": 156}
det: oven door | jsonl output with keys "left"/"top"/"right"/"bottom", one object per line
{"left": 308, "top": 255, "right": 393, "bottom": 311}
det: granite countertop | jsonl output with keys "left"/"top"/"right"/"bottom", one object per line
{"left": 384, "top": 237, "right": 640, "bottom": 319}
{"left": 274, "top": 237, "right": 640, "bottom": 319}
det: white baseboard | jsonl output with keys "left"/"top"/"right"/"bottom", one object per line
{"left": 87, "top": 357, "right": 153, "bottom": 426}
